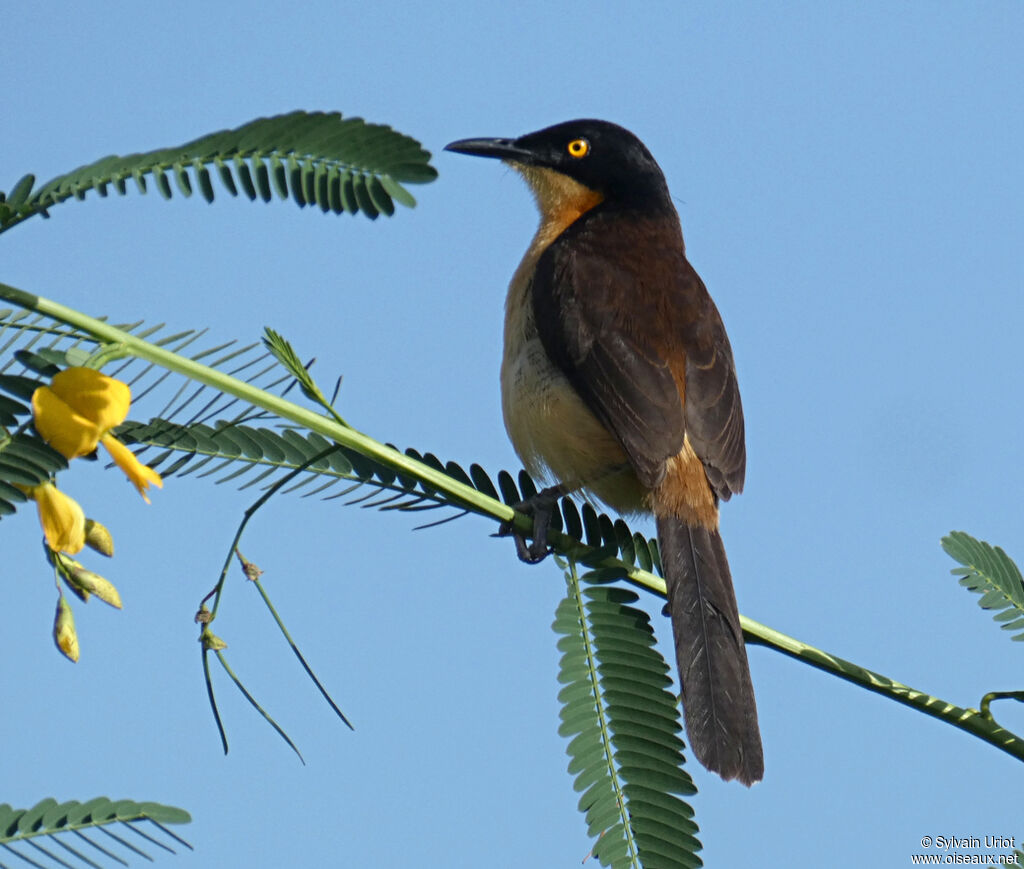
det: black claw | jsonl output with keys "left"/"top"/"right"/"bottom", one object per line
{"left": 516, "top": 532, "right": 551, "bottom": 564}
{"left": 500, "top": 484, "right": 566, "bottom": 564}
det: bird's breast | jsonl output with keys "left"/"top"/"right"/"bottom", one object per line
{"left": 500, "top": 263, "right": 647, "bottom": 515}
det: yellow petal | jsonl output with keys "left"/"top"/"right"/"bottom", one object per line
{"left": 53, "top": 596, "right": 80, "bottom": 663}
{"left": 101, "top": 434, "right": 163, "bottom": 502}
{"left": 49, "top": 368, "right": 130, "bottom": 433}
{"left": 31, "top": 483, "right": 86, "bottom": 554}
{"left": 32, "top": 386, "right": 103, "bottom": 459}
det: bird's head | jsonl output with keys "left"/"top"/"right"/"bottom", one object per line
{"left": 446, "top": 120, "right": 672, "bottom": 217}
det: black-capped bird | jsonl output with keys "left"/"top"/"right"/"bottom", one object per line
{"left": 445, "top": 120, "right": 762, "bottom": 785}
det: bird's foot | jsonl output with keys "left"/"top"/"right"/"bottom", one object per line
{"left": 498, "top": 484, "right": 565, "bottom": 564}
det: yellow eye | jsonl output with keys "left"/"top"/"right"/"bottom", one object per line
{"left": 566, "top": 138, "right": 590, "bottom": 159}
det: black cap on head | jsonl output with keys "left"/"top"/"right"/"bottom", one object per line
{"left": 446, "top": 119, "right": 671, "bottom": 208}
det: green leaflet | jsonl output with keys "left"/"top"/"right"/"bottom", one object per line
{"left": 553, "top": 563, "right": 701, "bottom": 869}
{"left": 0, "top": 432, "right": 67, "bottom": 512}
{"left": 0, "top": 311, "right": 666, "bottom": 579}
{"left": 943, "top": 531, "right": 1024, "bottom": 641}
{"left": 0, "top": 111, "right": 437, "bottom": 233}
{"left": 0, "top": 796, "right": 191, "bottom": 866}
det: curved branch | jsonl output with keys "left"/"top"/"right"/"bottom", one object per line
{"left": 4, "top": 280, "right": 1022, "bottom": 769}
{"left": 743, "top": 617, "right": 1024, "bottom": 764}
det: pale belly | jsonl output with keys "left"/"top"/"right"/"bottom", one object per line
{"left": 500, "top": 332, "right": 649, "bottom": 515}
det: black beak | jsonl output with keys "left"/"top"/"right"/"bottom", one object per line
{"left": 444, "top": 136, "right": 536, "bottom": 163}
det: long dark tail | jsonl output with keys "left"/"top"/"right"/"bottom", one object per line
{"left": 656, "top": 515, "right": 763, "bottom": 785}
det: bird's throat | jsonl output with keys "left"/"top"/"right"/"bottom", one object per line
{"left": 509, "top": 163, "right": 604, "bottom": 252}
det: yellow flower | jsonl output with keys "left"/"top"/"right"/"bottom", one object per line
{"left": 32, "top": 368, "right": 128, "bottom": 458}
{"left": 32, "top": 367, "right": 162, "bottom": 501}
{"left": 17, "top": 482, "right": 86, "bottom": 554}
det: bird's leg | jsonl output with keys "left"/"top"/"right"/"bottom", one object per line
{"left": 499, "top": 483, "right": 567, "bottom": 564}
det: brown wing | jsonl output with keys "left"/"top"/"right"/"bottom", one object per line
{"left": 531, "top": 207, "right": 745, "bottom": 499}
{"left": 681, "top": 271, "right": 746, "bottom": 500}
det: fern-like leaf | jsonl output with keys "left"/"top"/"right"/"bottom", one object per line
{"left": 942, "top": 531, "right": 1024, "bottom": 641}
{"left": 0, "top": 431, "right": 68, "bottom": 515}
{"left": 0, "top": 796, "right": 191, "bottom": 867}
{"left": 554, "top": 562, "right": 701, "bottom": 869}
{"left": 0, "top": 111, "right": 437, "bottom": 232}
{"left": 118, "top": 416, "right": 668, "bottom": 572}
{"left": 0, "top": 310, "right": 665, "bottom": 583}
{"left": 118, "top": 418, "right": 412, "bottom": 498}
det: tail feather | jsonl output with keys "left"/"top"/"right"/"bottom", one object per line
{"left": 656, "top": 515, "right": 763, "bottom": 785}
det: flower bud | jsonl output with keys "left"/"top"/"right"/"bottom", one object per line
{"left": 53, "top": 596, "right": 80, "bottom": 662}
{"left": 200, "top": 628, "right": 228, "bottom": 651}
{"left": 60, "top": 560, "right": 90, "bottom": 602}
{"left": 67, "top": 563, "right": 122, "bottom": 609}
{"left": 84, "top": 519, "right": 114, "bottom": 557}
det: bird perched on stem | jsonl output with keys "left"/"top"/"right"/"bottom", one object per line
{"left": 446, "top": 120, "right": 763, "bottom": 785}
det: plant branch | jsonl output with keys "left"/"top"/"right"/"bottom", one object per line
{"left": 742, "top": 617, "right": 1024, "bottom": 764}
{"left": 0, "top": 281, "right": 513, "bottom": 525}
{"left": 4, "top": 282, "right": 1021, "bottom": 768}
{"left": 197, "top": 441, "right": 353, "bottom": 750}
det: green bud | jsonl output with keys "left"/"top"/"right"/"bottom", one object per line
{"left": 59, "top": 558, "right": 90, "bottom": 602}
{"left": 200, "top": 628, "right": 228, "bottom": 651}
{"left": 67, "top": 563, "right": 122, "bottom": 609}
{"left": 84, "top": 519, "right": 114, "bottom": 557}
{"left": 53, "top": 596, "right": 80, "bottom": 663}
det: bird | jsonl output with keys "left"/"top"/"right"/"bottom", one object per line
{"left": 445, "top": 120, "right": 763, "bottom": 785}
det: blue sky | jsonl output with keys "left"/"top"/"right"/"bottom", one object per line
{"left": 3, "top": 3, "right": 1023, "bottom": 867}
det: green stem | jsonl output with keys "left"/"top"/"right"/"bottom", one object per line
{"left": 200, "top": 444, "right": 353, "bottom": 744}
{"left": 4, "top": 281, "right": 1022, "bottom": 768}
{"left": 249, "top": 575, "right": 354, "bottom": 730}
{"left": 201, "top": 649, "right": 229, "bottom": 756}
{"left": 0, "top": 282, "right": 512, "bottom": 524}
{"left": 741, "top": 617, "right": 1024, "bottom": 764}
{"left": 214, "top": 649, "right": 304, "bottom": 763}
{"left": 979, "top": 691, "right": 1024, "bottom": 724}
